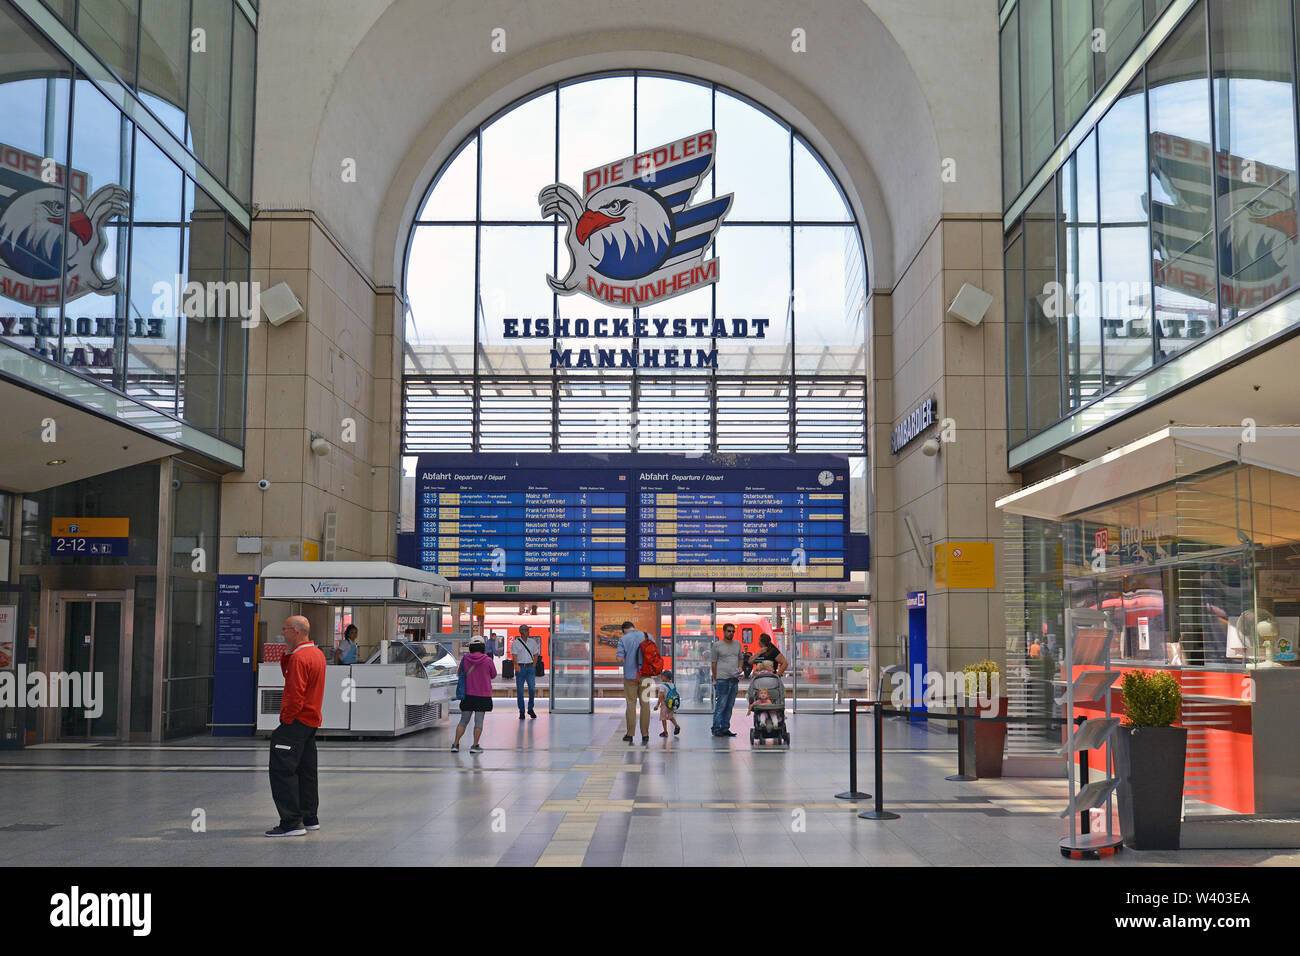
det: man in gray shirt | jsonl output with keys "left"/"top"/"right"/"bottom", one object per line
{"left": 616, "top": 621, "right": 652, "bottom": 743}
{"left": 710, "top": 622, "right": 743, "bottom": 737}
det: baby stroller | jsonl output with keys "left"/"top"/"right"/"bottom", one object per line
{"left": 747, "top": 663, "right": 789, "bottom": 745}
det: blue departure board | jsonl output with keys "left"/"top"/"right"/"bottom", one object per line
{"left": 415, "top": 456, "right": 631, "bottom": 579}
{"left": 634, "top": 461, "right": 848, "bottom": 580}
{"left": 413, "top": 454, "right": 849, "bottom": 581}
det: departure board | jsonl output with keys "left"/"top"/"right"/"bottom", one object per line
{"left": 413, "top": 454, "right": 850, "bottom": 581}
{"left": 635, "top": 462, "right": 848, "bottom": 579}
{"left": 415, "top": 456, "right": 630, "bottom": 579}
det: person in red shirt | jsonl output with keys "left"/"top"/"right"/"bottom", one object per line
{"left": 266, "top": 615, "right": 327, "bottom": 836}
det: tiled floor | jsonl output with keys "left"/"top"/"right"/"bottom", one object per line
{"left": 0, "top": 703, "right": 1295, "bottom": 867}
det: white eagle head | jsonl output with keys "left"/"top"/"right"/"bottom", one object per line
{"left": 576, "top": 185, "right": 672, "bottom": 280}
{"left": 1216, "top": 186, "right": 1298, "bottom": 281}
{"left": 0, "top": 187, "right": 93, "bottom": 279}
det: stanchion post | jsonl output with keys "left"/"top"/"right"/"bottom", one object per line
{"left": 859, "top": 701, "right": 899, "bottom": 820}
{"left": 945, "top": 704, "right": 976, "bottom": 781}
{"left": 836, "top": 698, "right": 870, "bottom": 800}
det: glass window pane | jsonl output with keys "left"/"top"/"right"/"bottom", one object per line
{"left": 1061, "top": 131, "right": 1102, "bottom": 409}
{"left": 1005, "top": 232, "right": 1027, "bottom": 442}
{"left": 1054, "top": 0, "right": 1095, "bottom": 134}
{"left": 1210, "top": 0, "right": 1299, "bottom": 325}
{"left": 133, "top": 127, "right": 183, "bottom": 222}
{"left": 221, "top": 230, "right": 247, "bottom": 443}
{"left": 1148, "top": 5, "right": 1215, "bottom": 362}
{"left": 1020, "top": 0, "right": 1055, "bottom": 177}
{"left": 1097, "top": 0, "right": 1145, "bottom": 88}
{"left": 794, "top": 136, "right": 851, "bottom": 221}
{"left": 128, "top": 226, "right": 181, "bottom": 412}
{"left": 419, "top": 138, "right": 477, "bottom": 221}
{"left": 62, "top": 80, "right": 131, "bottom": 389}
{"left": 481, "top": 90, "right": 555, "bottom": 221}
{"left": 794, "top": 225, "right": 863, "bottom": 374}
{"left": 479, "top": 225, "right": 555, "bottom": 374}
{"left": 715, "top": 90, "right": 789, "bottom": 220}
{"left": 636, "top": 74, "right": 711, "bottom": 154}
{"left": 558, "top": 78, "right": 633, "bottom": 210}
{"left": 138, "top": 0, "right": 189, "bottom": 139}
{"left": 1001, "top": 10, "right": 1022, "bottom": 203}
{"left": 1026, "top": 183, "right": 1061, "bottom": 431}
{"left": 405, "top": 225, "right": 475, "bottom": 374}
{"left": 1097, "top": 78, "right": 1152, "bottom": 389}
{"left": 178, "top": 187, "right": 223, "bottom": 431}
{"left": 77, "top": 0, "right": 139, "bottom": 84}
{"left": 187, "top": 0, "right": 232, "bottom": 182}
{"left": 715, "top": 225, "right": 791, "bottom": 373}
{"left": 228, "top": 10, "right": 255, "bottom": 204}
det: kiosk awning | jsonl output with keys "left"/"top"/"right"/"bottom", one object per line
{"left": 260, "top": 561, "right": 451, "bottom": 605}
{"left": 996, "top": 426, "right": 1300, "bottom": 521}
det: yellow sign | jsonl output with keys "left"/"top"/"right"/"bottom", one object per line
{"left": 625, "top": 587, "right": 649, "bottom": 601}
{"left": 52, "top": 517, "right": 129, "bottom": 538}
{"left": 593, "top": 586, "right": 624, "bottom": 601}
{"left": 934, "top": 541, "right": 995, "bottom": 589}
{"left": 302, "top": 541, "right": 320, "bottom": 561}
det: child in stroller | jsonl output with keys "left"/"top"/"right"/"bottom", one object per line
{"left": 746, "top": 660, "right": 789, "bottom": 745}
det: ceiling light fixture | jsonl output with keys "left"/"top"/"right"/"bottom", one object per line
{"left": 46, "top": 458, "right": 67, "bottom": 466}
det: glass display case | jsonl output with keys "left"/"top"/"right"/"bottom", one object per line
{"left": 367, "top": 640, "right": 458, "bottom": 687}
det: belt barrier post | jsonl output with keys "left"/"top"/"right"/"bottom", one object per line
{"left": 858, "top": 701, "right": 899, "bottom": 820}
{"left": 835, "top": 698, "right": 870, "bottom": 801}
{"left": 945, "top": 704, "right": 977, "bottom": 781}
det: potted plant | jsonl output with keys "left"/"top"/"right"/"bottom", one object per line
{"left": 1113, "top": 671, "right": 1186, "bottom": 850}
{"left": 963, "top": 660, "right": 1006, "bottom": 778}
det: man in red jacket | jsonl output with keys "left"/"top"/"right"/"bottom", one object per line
{"left": 266, "top": 615, "right": 327, "bottom": 836}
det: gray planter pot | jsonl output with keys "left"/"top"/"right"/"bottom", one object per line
{"left": 1113, "top": 725, "right": 1187, "bottom": 850}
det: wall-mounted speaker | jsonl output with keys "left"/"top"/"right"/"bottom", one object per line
{"left": 261, "top": 281, "right": 304, "bottom": 327}
{"left": 947, "top": 282, "right": 994, "bottom": 327}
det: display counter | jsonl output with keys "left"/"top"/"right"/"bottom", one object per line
{"left": 1070, "top": 661, "right": 1300, "bottom": 815}
{"left": 257, "top": 640, "right": 458, "bottom": 736}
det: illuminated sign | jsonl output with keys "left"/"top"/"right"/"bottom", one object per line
{"left": 50, "top": 517, "right": 129, "bottom": 557}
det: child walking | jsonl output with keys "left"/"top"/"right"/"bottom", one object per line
{"left": 657, "top": 670, "right": 681, "bottom": 737}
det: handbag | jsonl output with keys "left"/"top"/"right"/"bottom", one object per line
{"left": 535, "top": 654, "right": 545, "bottom": 678}
{"left": 454, "top": 660, "right": 479, "bottom": 701}
{"left": 502, "top": 658, "right": 514, "bottom": 679}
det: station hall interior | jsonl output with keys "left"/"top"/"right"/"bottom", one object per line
{"left": 1, "top": 0, "right": 1299, "bottom": 868}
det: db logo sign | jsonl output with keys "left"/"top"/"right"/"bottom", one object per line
{"left": 1094, "top": 528, "right": 1109, "bottom": 553}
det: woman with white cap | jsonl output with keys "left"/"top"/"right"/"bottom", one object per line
{"left": 451, "top": 638, "right": 496, "bottom": 753}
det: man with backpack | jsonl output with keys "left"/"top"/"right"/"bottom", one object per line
{"left": 616, "top": 620, "right": 659, "bottom": 743}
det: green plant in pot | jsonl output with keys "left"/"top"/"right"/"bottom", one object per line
{"left": 962, "top": 660, "right": 1006, "bottom": 778}
{"left": 1114, "top": 671, "right": 1186, "bottom": 850}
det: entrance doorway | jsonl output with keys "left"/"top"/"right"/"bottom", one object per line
{"left": 50, "top": 590, "right": 133, "bottom": 740}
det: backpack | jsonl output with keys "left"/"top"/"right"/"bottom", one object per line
{"left": 637, "top": 636, "right": 664, "bottom": 677}
{"left": 663, "top": 682, "right": 681, "bottom": 711}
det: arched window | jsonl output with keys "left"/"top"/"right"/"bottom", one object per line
{"left": 403, "top": 72, "right": 866, "bottom": 454}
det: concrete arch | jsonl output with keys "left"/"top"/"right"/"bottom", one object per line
{"left": 273, "top": 0, "right": 956, "bottom": 293}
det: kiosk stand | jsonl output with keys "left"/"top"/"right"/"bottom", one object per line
{"left": 1058, "top": 607, "right": 1123, "bottom": 859}
{"left": 256, "top": 562, "right": 454, "bottom": 737}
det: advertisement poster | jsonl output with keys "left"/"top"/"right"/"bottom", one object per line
{"left": 0, "top": 605, "right": 16, "bottom": 671}
{"left": 593, "top": 601, "right": 661, "bottom": 666}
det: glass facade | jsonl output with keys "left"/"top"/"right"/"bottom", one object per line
{"left": 0, "top": 0, "right": 253, "bottom": 445}
{"left": 403, "top": 72, "right": 867, "bottom": 456}
{"left": 1001, "top": 0, "right": 1300, "bottom": 452}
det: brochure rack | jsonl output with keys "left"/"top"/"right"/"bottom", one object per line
{"left": 1058, "top": 608, "right": 1124, "bottom": 858}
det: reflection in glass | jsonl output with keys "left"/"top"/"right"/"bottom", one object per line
{"left": 1061, "top": 131, "right": 1102, "bottom": 408}
{"left": 1001, "top": 8, "right": 1021, "bottom": 203}
{"left": 1019, "top": 0, "right": 1054, "bottom": 178}
{"left": 138, "top": 0, "right": 190, "bottom": 139}
{"left": 1210, "top": 0, "right": 1299, "bottom": 326}
{"left": 1005, "top": 232, "right": 1027, "bottom": 442}
{"left": 1099, "top": 79, "right": 1152, "bottom": 388}
{"left": 715, "top": 91, "right": 789, "bottom": 220}
{"left": 1026, "top": 183, "right": 1060, "bottom": 431}
{"left": 1096, "top": 0, "right": 1146, "bottom": 88}
{"left": 186, "top": 0, "right": 232, "bottom": 182}
{"left": 1053, "top": 0, "right": 1095, "bottom": 135}
{"left": 794, "top": 226, "right": 863, "bottom": 374}
{"left": 405, "top": 226, "right": 475, "bottom": 374}
{"left": 1148, "top": 6, "right": 1216, "bottom": 361}
{"left": 78, "top": 0, "right": 139, "bottom": 85}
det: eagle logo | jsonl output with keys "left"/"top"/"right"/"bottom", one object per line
{"left": 0, "top": 143, "right": 129, "bottom": 305}
{"left": 539, "top": 130, "right": 732, "bottom": 307}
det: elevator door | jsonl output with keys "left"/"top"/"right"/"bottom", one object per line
{"left": 55, "top": 592, "right": 132, "bottom": 739}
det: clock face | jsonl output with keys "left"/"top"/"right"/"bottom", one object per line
{"left": 818, "top": 470, "right": 834, "bottom": 487}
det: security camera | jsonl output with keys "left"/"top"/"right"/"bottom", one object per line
{"left": 310, "top": 435, "right": 330, "bottom": 457}
{"left": 257, "top": 478, "right": 271, "bottom": 491}
{"left": 171, "top": 478, "right": 181, "bottom": 490}
{"left": 921, "top": 438, "right": 941, "bottom": 457}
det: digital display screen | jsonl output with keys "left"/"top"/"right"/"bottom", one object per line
{"left": 414, "top": 454, "right": 849, "bottom": 581}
